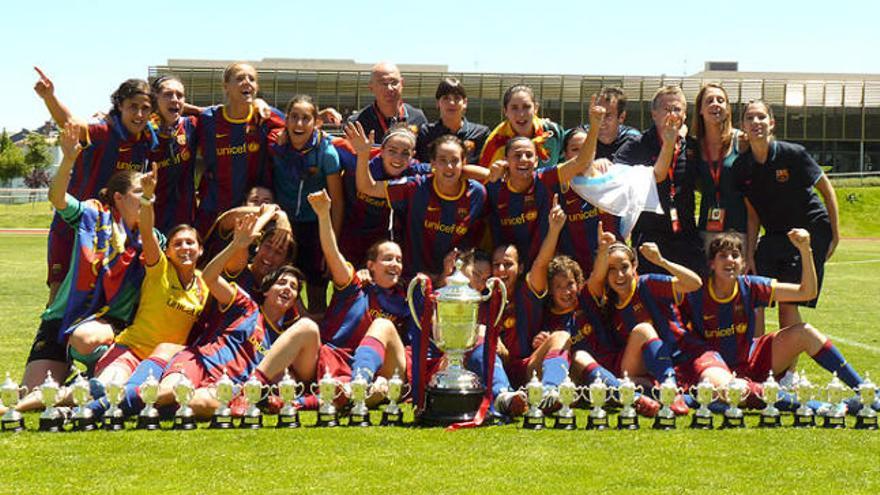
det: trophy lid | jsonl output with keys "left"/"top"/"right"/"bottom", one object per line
{"left": 142, "top": 369, "right": 159, "bottom": 387}
{"left": 619, "top": 371, "right": 634, "bottom": 389}
{"left": 764, "top": 370, "right": 777, "bottom": 385}
{"left": 435, "top": 260, "right": 484, "bottom": 304}
{"left": 41, "top": 371, "right": 60, "bottom": 390}
{"left": 698, "top": 376, "right": 714, "bottom": 390}
{"left": 389, "top": 368, "right": 403, "bottom": 385}
{"left": 71, "top": 373, "right": 88, "bottom": 389}
{"left": 352, "top": 370, "right": 368, "bottom": 386}
{"left": 279, "top": 369, "right": 295, "bottom": 385}
{"left": 590, "top": 376, "right": 607, "bottom": 390}
{"left": 319, "top": 367, "right": 335, "bottom": 384}
{"left": 1, "top": 372, "right": 17, "bottom": 391}
{"left": 826, "top": 372, "right": 845, "bottom": 392}
{"left": 559, "top": 374, "right": 576, "bottom": 390}
{"left": 860, "top": 372, "right": 875, "bottom": 390}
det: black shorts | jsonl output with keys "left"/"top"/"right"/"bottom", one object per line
{"left": 293, "top": 221, "right": 327, "bottom": 285}
{"left": 631, "top": 231, "right": 706, "bottom": 278}
{"left": 27, "top": 318, "right": 67, "bottom": 364}
{"left": 755, "top": 222, "right": 832, "bottom": 308}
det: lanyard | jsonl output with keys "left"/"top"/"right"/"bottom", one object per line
{"left": 373, "top": 102, "right": 407, "bottom": 135}
{"left": 702, "top": 141, "right": 723, "bottom": 206}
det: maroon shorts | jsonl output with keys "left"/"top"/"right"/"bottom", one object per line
{"left": 736, "top": 333, "right": 777, "bottom": 382}
{"left": 505, "top": 356, "right": 534, "bottom": 389}
{"left": 47, "top": 218, "right": 74, "bottom": 285}
{"left": 315, "top": 345, "right": 354, "bottom": 383}
{"left": 404, "top": 346, "right": 443, "bottom": 386}
{"left": 674, "top": 350, "right": 729, "bottom": 389}
{"left": 93, "top": 344, "right": 142, "bottom": 377}
{"left": 164, "top": 349, "right": 211, "bottom": 388}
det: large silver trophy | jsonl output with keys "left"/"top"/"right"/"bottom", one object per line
{"left": 381, "top": 369, "right": 409, "bottom": 426}
{"left": 586, "top": 376, "right": 609, "bottom": 430}
{"left": 103, "top": 377, "right": 126, "bottom": 431}
{"left": 210, "top": 369, "right": 239, "bottom": 429}
{"left": 721, "top": 374, "right": 749, "bottom": 429}
{"left": 822, "top": 372, "right": 847, "bottom": 429}
{"left": 615, "top": 372, "right": 640, "bottom": 430}
{"left": 553, "top": 374, "right": 578, "bottom": 430}
{"left": 38, "top": 372, "right": 64, "bottom": 432}
{"left": 1, "top": 372, "right": 27, "bottom": 433}
{"left": 407, "top": 260, "right": 507, "bottom": 426}
{"left": 758, "top": 371, "right": 782, "bottom": 428}
{"left": 791, "top": 370, "right": 816, "bottom": 428}
{"left": 689, "top": 377, "right": 716, "bottom": 429}
{"left": 70, "top": 374, "right": 96, "bottom": 431}
{"left": 855, "top": 373, "right": 878, "bottom": 430}
{"left": 276, "top": 370, "right": 304, "bottom": 429}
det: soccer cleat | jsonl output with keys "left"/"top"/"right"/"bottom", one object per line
{"left": 333, "top": 382, "right": 351, "bottom": 411}
{"left": 777, "top": 370, "right": 796, "bottom": 390}
{"left": 229, "top": 394, "right": 248, "bottom": 418}
{"left": 495, "top": 390, "right": 528, "bottom": 417}
{"left": 634, "top": 395, "right": 660, "bottom": 418}
{"left": 88, "top": 378, "right": 106, "bottom": 400}
{"left": 264, "top": 394, "right": 284, "bottom": 415}
{"left": 367, "top": 376, "right": 388, "bottom": 404}
{"left": 540, "top": 389, "right": 562, "bottom": 415}
{"left": 670, "top": 394, "right": 690, "bottom": 416}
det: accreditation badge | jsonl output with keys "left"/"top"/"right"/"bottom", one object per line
{"left": 669, "top": 207, "right": 681, "bottom": 233}
{"left": 706, "top": 207, "right": 726, "bottom": 232}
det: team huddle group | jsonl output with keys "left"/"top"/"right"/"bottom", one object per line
{"left": 5, "top": 59, "right": 878, "bottom": 424}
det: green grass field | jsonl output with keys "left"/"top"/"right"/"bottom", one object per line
{"left": 1, "top": 201, "right": 880, "bottom": 493}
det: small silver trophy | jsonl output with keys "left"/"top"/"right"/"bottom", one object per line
{"left": 70, "top": 374, "right": 96, "bottom": 431}
{"left": 312, "top": 369, "right": 342, "bottom": 427}
{"left": 689, "top": 377, "right": 716, "bottom": 429}
{"left": 822, "top": 372, "right": 847, "bottom": 429}
{"left": 1, "top": 372, "right": 27, "bottom": 433}
{"left": 136, "top": 370, "right": 161, "bottom": 430}
{"left": 239, "top": 374, "right": 269, "bottom": 429}
{"left": 172, "top": 375, "right": 197, "bottom": 430}
{"left": 792, "top": 370, "right": 816, "bottom": 428}
{"left": 103, "top": 377, "right": 126, "bottom": 431}
{"left": 855, "top": 372, "right": 878, "bottom": 430}
{"left": 381, "top": 369, "right": 407, "bottom": 426}
{"left": 522, "top": 371, "right": 545, "bottom": 430}
{"left": 721, "top": 373, "right": 749, "bottom": 429}
{"left": 276, "top": 370, "right": 304, "bottom": 429}
{"left": 553, "top": 374, "right": 578, "bottom": 430}
{"left": 758, "top": 370, "right": 782, "bottom": 428}
{"left": 210, "top": 369, "right": 238, "bottom": 429}
{"left": 586, "top": 376, "right": 609, "bottom": 430}
{"left": 615, "top": 372, "right": 640, "bottom": 430}
{"left": 38, "top": 371, "right": 64, "bottom": 432}
{"left": 348, "top": 371, "right": 372, "bottom": 427}
{"left": 652, "top": 374, "right": 680, "bottom": 430}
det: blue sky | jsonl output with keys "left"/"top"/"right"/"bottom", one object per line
{"left": 2, "top": 0, "right": 878, "bottom": 132}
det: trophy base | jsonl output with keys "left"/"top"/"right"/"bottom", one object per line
{"left": 617, "top": 415, "right": 640, "bottom": 430}
{"left": 348, "top": 412, "right": 372, "bottom": 427}
{"left": 758, "top": 414, "right": 781, "bottom": 428}
{"left": 1, "top": 418, "right": 25, "bottom": 433}
{"left": 276, "top": 412, "right": 301, "bottom": 429}
{"left": 173, "top": 416, "right": 198, "bottom": 431}
{"left": 690, "top": 414, "right": 714, "bottom": 430}
{"left": 209, "top": 415, "right": 234, "bottom": 429}
{"left": 822, "top": 415, "right": 846, "bottom": 429}
{"left": 71, "top": 417, "right": 97, "bottom": 432}
{"left": 522, "top": 414, "right": 545, "bottom": 430}
{"left": 792, "top": 414, "right": 815, "bottom": 428}
{"left": 316, "top": 411, "right": 339, "bottom": 427}
{"left": 721, "top": 415, "right": 745, "bottom": 429}
{"left": 39, "top": 416, "right": 65, "bottom": 433}
{"left": 586, "top": 414, "right": 609, "bottom": 430}
{"left": 136, "top": 416, "right": 161, "bottom": 430}
{"left": 855, "top": 415, "right": 878, "bottom": 430}
{"left": 103, "top": 416, "right": 126, "bottom": 431}
{"left": 554, "top": 414, "right": 577, "bottom": 430}
{"left": 652, "top": 415, "right": 676, "bottom": 430}
{"left": 380, "top": 409, "right": 403, "bottom": 427}
{"left": 418, "top": 385, "right": 485, "bottom": 427}
{"left": 239, "top": 414, "right": 263, "bottom": 429}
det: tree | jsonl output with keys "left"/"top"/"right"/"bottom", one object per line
{"left": 23, "top": 133, "right": 53, "bottom": 173}
{"left": 0, "top": 130, "right": 27, "bottom": 185}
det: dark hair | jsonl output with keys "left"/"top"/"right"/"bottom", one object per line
{"left": 435, "top": 77, "right": 467, "bottom": 100}
{"left": 428, "top": 134, "right": 466, "bottom": 162}
{"left": 110, "top": 79, "right": 152, "bottom": 116}
{"left": 285, "top": 94, "right": 318, "bottom": 119}
{"left": 491, "top": 243, "right": 521, "bottom": 281}
{"left": 504, "top": 136, "right": 534, "bottom": 157}
{"left": 258, "top": 224, "right": 297, "bottom": 262}
{"left": 167, "top": 224, "right": 202, "bottom": 247}
{"left": 502, "top": 84, "right": 537, "bottom": 110}
{"left": 97, "top": 171, "right": 141, "bottom": 207}
{"left": 259, "top": 265, "right": 304, "bottom": 295}
{"left": 597, "top": 87, "right": 628, "bottom": 116}
{"left": 599, "top": 241, "right": 637, "bottom": 326}
{"left": 366, "top": 239, "right": 400, "bottom": 263}
{"left": 708, "top": 232, "right": 744, "bottom": 261}
{"left": 460, "top": 248, "right": 490, "bottom": 269}
{"left": 562, "top": 128, "right": 587, "bottom": 151}
{"left": 548, "top": 255, "right": 584, "bottom": 289}
{"left": 741, "top": 99, "right": 775, "bottom": 137}
{"left": 150, "top": 75, "right": 183, "bottom": 96}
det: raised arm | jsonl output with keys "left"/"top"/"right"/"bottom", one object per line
{"left": 203, "top": 214, "right": 261, "bottom": 306}
{"left": 587, "top": 221, "right": 615, "bottom": 299}
{"left": 307, "top": 190, "right": 353, "bottom": 287}
{"left": 814, "top": 174, "right": 840, "bottom": 259}
{"left": 557, "top": 96, "right": 604, "bottom": 184}
{"left": 772, "top": 229, "right": 818, "bottom": 302}
{"left": 346, "top": 122, "right": 385, "bottom": 198}
{"left": 652, "top": 113, "right": 683, "bottom": 183}
{"left": 33, "top": 67, "right": 86, "bottom": 140}
{"left": 639, "top": 242, "right": 702, "bottom": 295}
{"left": 138, "top": 163, "right": 161, "bottom": 267}
{"left": 48, "top": 122, "right": 81, "bottom": 210}
{"left": 526, "top": 194, "right": 566, "bottom": 294}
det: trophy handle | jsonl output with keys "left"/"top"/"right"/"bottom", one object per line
{"left": 483, "top": 277, "right": 508, "bottom": 327}
{"left": 402, "top": 383, "right": 412, "bottom": 398}
{"left": 407, "top": 275, "right": 429, "bottom": 331}
{"left": 309, "top": 383, "right": 319, "bottom": 396}
{"left": 295, "top": 381, "right": 305, "bottom": 398}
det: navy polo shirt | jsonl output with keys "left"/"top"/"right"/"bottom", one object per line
{"left": 577, "top": 124, "right": 641, "bottom": 160}
{"left": 416, "top": 118, "right": 490, "bottom": 164}
{"left": 613, "top": 126, "right": 696, "bottom": 235}
{"left": 348, "top": 102, "right": 428, "bottom": 144}
{"left": 732, "top": 140, "right": 828, "bottom": 234}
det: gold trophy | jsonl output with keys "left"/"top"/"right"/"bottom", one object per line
{"left": 522, "top": 371, "right": 546, "bottom": 430}
{"left": 689, "top": 377, "right": 716, "bottom": 429}
{"left": 586, "top": 376, "right": 609, "bottom": 430}
{"left": 103, "top": 377, "right": 126, "bottom": 431}
{"left": 136, "top": 370, "right": 161, "bottom": 430}
{"left": 721, "top": 373, "right": 749, "bottom": 429}
{"left": 38, "top": 372, "right": 64, "bottom": 432}
{"left": 854, "top": 373, "right": 878, "bottom": 430}
{"left": 792, "top": 370, "right": 816, "bottom": 428}
{"left": 172, "top": 375, "right": 197, "bottom": 430}
{"left": 312, "top": 369, "right": 343, "bottom": 427}
{"left": 652, "top": 375, "right": 681, "bottom": 430}
{"left": 553, "top": 374, "right": 578, "bottom": 430}
{"left": 239, "top": 374, "right": 270, "bottom": 429}
{"left": 758, "top": 371, "right": 782, "bottom": 428}
{"left": 276, "top": 370, "right": 304, "bottom": 429}
{"left": 70, "top": 374, "right": 96, "bottom": 432}
{"left": 381, "top": 369, "right": 408, "bottom": 426}
{"left": 615, "top": 372, "right": 640, "bottom": 430}
{"left": 1, "top": 372, "right": 27, "bottom": 433}
{"left": 822, "top": 372, "right": 847, "bottom": 429}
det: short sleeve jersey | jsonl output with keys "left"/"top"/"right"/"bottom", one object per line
{"left": 150, "top": 116, "right": 199, "bottom": 233}
{"left": 496, "top": 280, "right": 546, "bottom": 361}
{"left": 416, "top": 119, "right": 489, "bottom": 164}
{"left": 543, "top": 288, "right": 621, "bottom": 358}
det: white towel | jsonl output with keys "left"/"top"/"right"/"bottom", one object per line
{"left": 569, "top": 164, "right": 663, "bottom": 238}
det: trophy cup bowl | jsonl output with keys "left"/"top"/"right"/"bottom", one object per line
{"left": 1, "top": 373, "right": 27, "bottom": 433}
{"left": 615, "top": 372, "right": 640, "bottom": 430}
{"left": 586, "top": 376, "right": 609, "bottom": 430}
{"left": 38, "top": 372, "right": 64, "bottom": 432}
{"left": 522, "top": 371, "right": 546, "bottom": 430}
{"left": 210, "top": 370, "right": 238, "bottom": 429}
{"left": 855, "top": 373, "right": 878, "bottom": 430}
{"left": 792, "top": 370, "right": 816, "bottom": 428}
{"left": 553, "top": 375, "right": 578, "bottom": 430}
{"left": 822, "top": 373, "right": 847, "bottom": 429}
{"left": 348, "top": 372, "right": 372, "bottom": 427}
{"left": 239, "top": 375, "right": 269, "bottom": 429}
{"left": 136, "top": 370, "right": 161, "bottom": 430}
{"left": 103, "top": 378, "right": 126, "bottom": 431}
{"left": 689, "top": 378, "right": 715, "bottom": 430}
{"left": 172, "top": 376, "right": 197, "bottom": 431}
{"left": 409, "top": 262, "right": 507, "bottom": 426}
{"left": 652, "top": 376, "right": 680, "bottom": 430}
{"left": 313, "top": 370, "right": 342, "bottom": 427}
{"left": 721, "top": 375, "right": 749, "bottom": 429}
{"left": 276, "top": 370, "right": 304, "bottom": 429}
{"left": 70, "top": 374, "right": 96, "bottom": 432}
{"left": 758, "top": 371, "right": 782, "bottom": 428}
{"left": 381, "top": 370, "right": 409, "bottom": 427}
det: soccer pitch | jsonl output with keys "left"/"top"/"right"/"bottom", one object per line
{"left": 1, "top": 234, "right": 879, "bottom": 494}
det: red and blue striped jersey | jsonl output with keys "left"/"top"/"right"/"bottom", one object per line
{"left": 386, "top": 175, "right": 487, "bottom": 278}
{"left": 266, "top": 129, "right": 341, "bottom": 223}
{"left": 555, "top": 184, "right": 621, "bottom": 274}
{"left": 194, "top": 285, "right": 283, "bottom": 384}
{"left": 486, "top": 168, "right": 561, "bottom": 269}
{"left": 321, "top": 272, "right": 414, "bottom": 353}
{"left": 150, "top": 116, "right": 199, "bottom": 233}
{"left": 681, "top": 275, "right": 775, "bottom": 370}
{"left": 194, "top": 105, "right": 285, "bottom": 234}
{"left": 496, "top": 280, "right": 546, "bottom": 360}
{"left": 543, "top": 288, "right": 622, "bottom": 358}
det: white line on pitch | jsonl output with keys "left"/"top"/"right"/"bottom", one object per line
{"left": 825, "top": 259, "right": 880, "bottom": 266}
{"left": 826, "top": 334, "right": 880, "bottom": 354}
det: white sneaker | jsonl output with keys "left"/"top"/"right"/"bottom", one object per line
{"left": 778, "top": 370, "right": 796, "bottom": 390}
{"left": 495, "top": 390, "right": 528, "bottom": 416}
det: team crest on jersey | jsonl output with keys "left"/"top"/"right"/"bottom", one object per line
{"left": 455, "top": 224, "right": 468, "bottom": 236}
{"left": 525, "top": 210, "right": 538, "bottom": 221}
{"left": 579, "top": 323, "right": 593, "bottom": 337}
{"left": 457, "top": 207, "right": 469, "bottom": 218}
{"left": 180, "top": 149, "right": 191, "bottom": 162}
{"left": 176, "top": 134, "right": 187, "bottom": 146}
{"left": 248, "top": 142, "right": 260, "bottom": 153}
{"left": 464, "top": 140, "right": 475, "bottom": 153}
{"left": 775, "top": 169, "right": 790, "bottom": 183}
{"left": 504, "top": 316, "right": 516, "bottom": 329}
